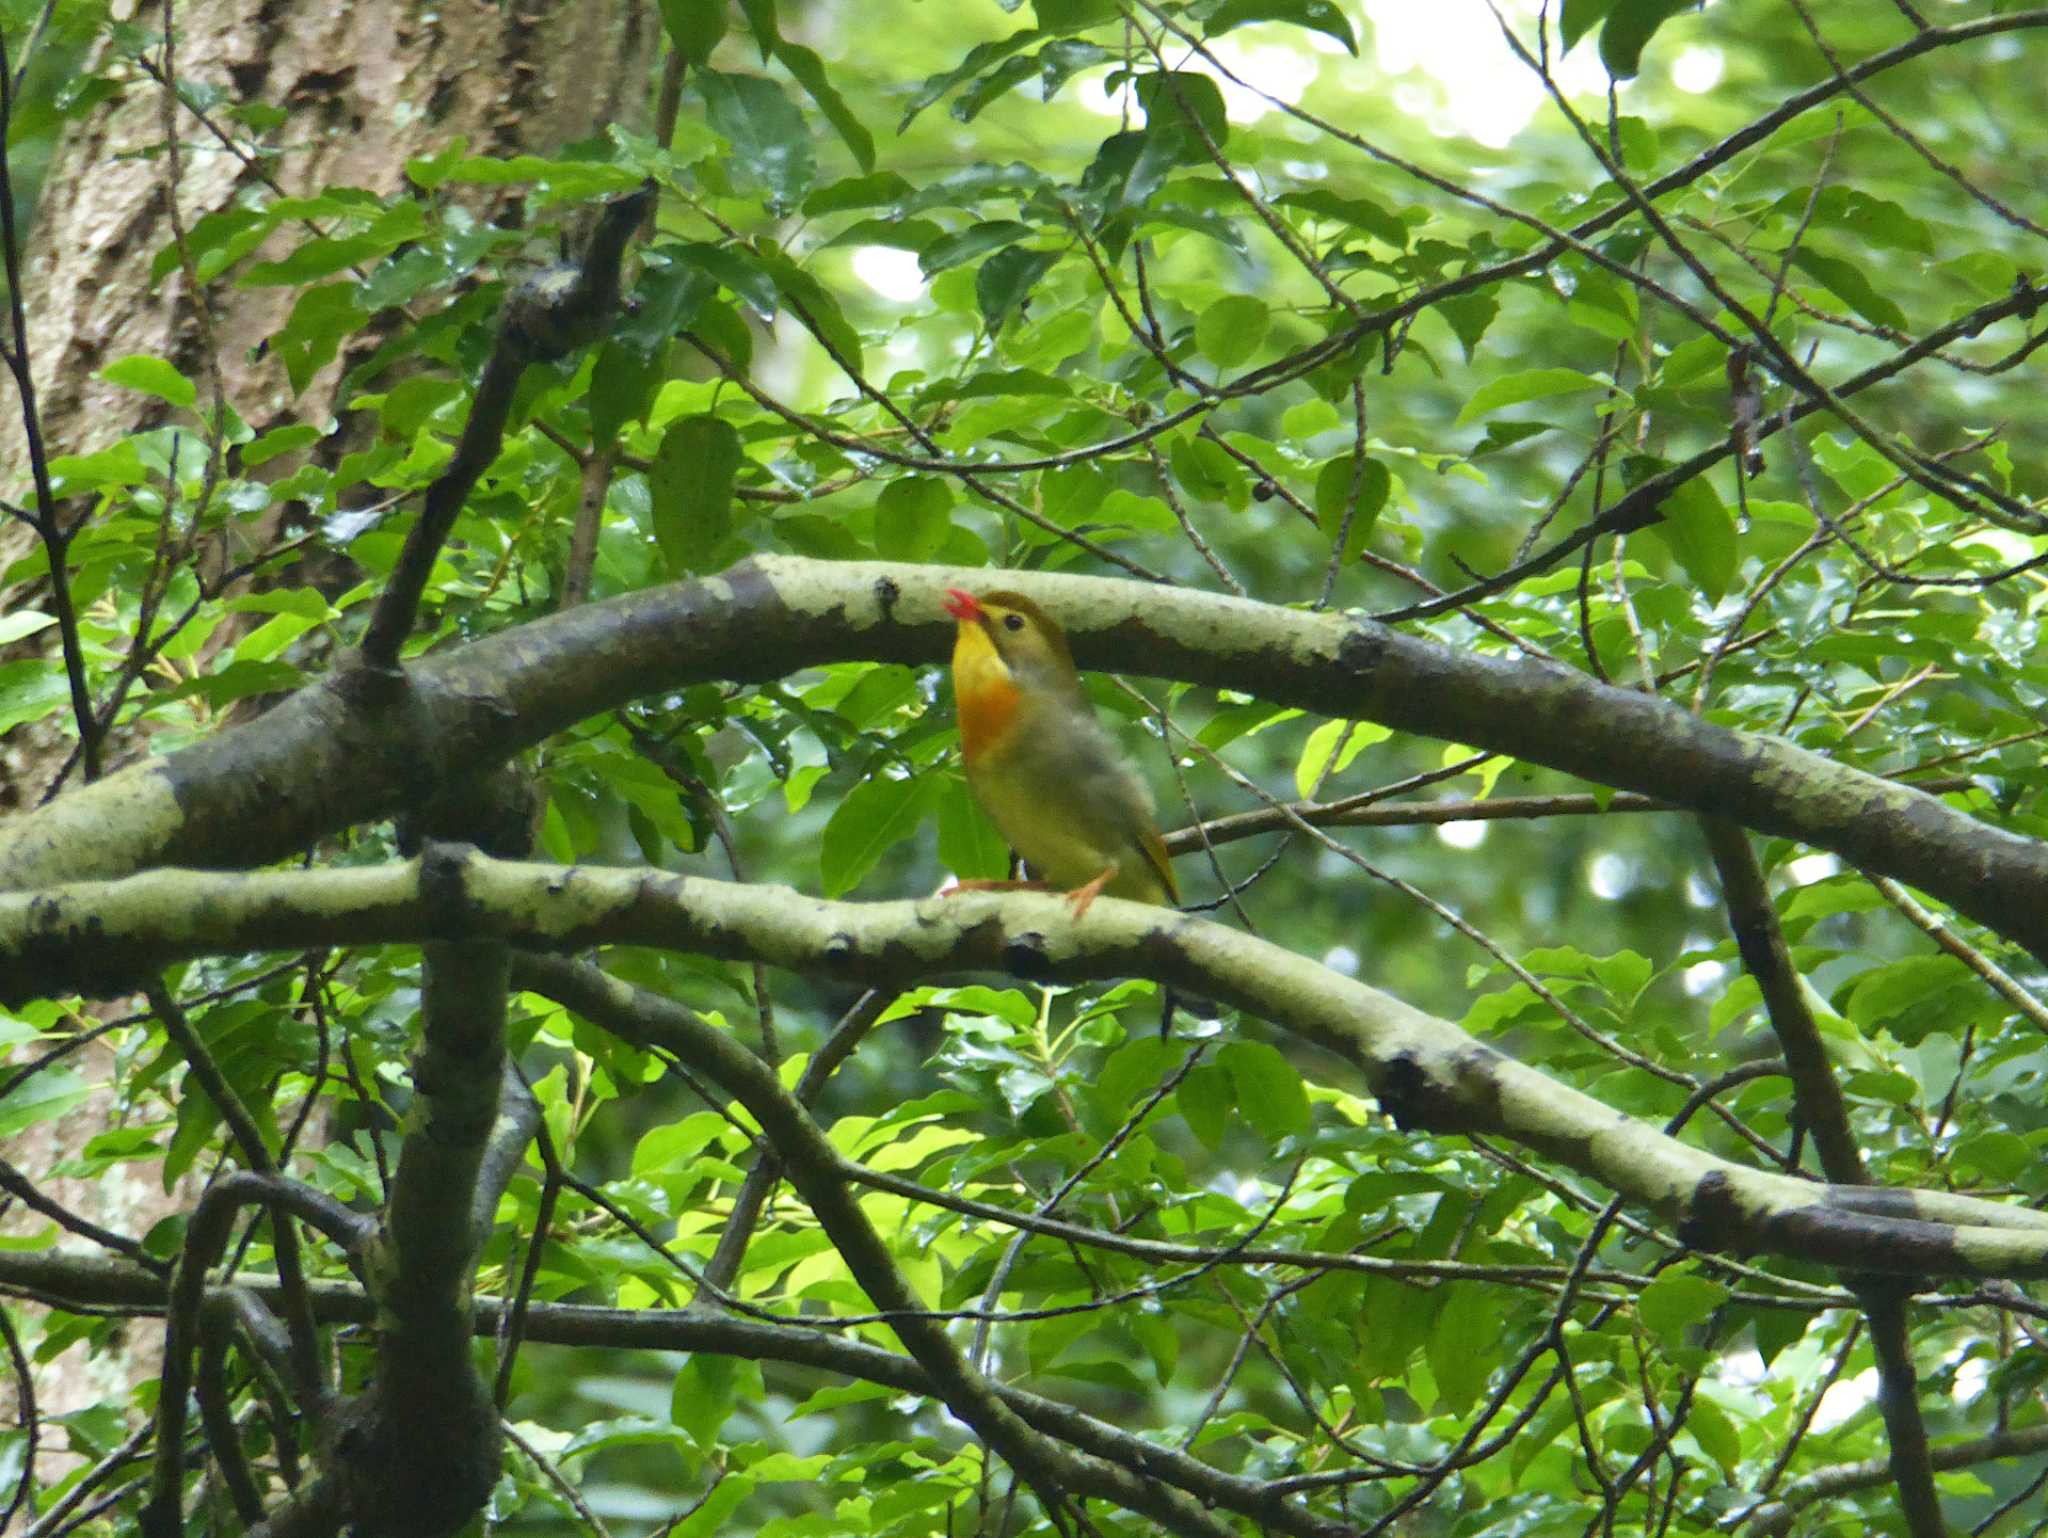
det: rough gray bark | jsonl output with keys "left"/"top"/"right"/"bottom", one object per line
{"left": 0, "top": 0, "right": 660, "bottom": 806}
{"left": 2, "top": 0, "right": 656, "bottom": 485}
{"left": 0, "top": 0, "right": 659, "bottom": 1495}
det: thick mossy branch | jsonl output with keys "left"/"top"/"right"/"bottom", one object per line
{"left": 336, "top": 851, "right": 511, "bottom": 1538}
{"left": 2, "top": 558, "right": 2043, "bottom": 970}
{"left": 9, "top": 853, "right": 2048, "bottom": 1280}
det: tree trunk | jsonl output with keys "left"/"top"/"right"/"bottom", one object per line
{"left": 0, "top": 0, "right": 658, "bottom": 1486}
{"left": 0, "top": 0, "right": 658, "bottom": 804}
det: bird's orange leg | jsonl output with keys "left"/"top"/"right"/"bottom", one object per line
{"left": 1063, "top": 865, "right": 1117, "bottom": 920}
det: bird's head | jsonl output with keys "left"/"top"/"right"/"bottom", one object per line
{"left": 943, "top": 588, "right": 1080, "bottom": 695}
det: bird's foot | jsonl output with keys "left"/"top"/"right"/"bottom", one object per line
{"left": 944, "top": 878, "right": 1056, "bottom": 897}
{"left": 1063, "top": 866, "right": 1116, "bottom": 921}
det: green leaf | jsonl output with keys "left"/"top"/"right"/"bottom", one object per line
{"left": 1637, "top": 1273, "right": 1728, "bottom": 1345}
{"left": 1095, "top": 1038, "right": 1174, "bottom": 1111}
{"left": 771, "top": 36, "right": 877, "bottom": 172}
{"left": 788, "top": 1381, "right": 894, "bottom": 1419}
{"left": 1169, "top": 435, "right": 1247, "bottom": 507}
{"left": 1454, "top": 367, "right": 1607, "bottom": 426}
{"left": 976, "top": 246, "right": 1060, "bottom": 331}
{"left": 1128, "top": 72, "right": 1228, "bottom": 201}
{"left": 673, "top": 1475, "right": 756, "bottom": 1538}
{"left": 937, "top": 774, "right": 1010, "bottom": 881}
{"left": 1357, "top": 1275, "right": 1435, "bottom": 1381}
{"left": 1218, "top": 1041, "right": 1310, "bottom": 1140}
{"left": 1195, "top": 294, "right": 1269, "bottom": 368}
{"left": 101, "top": 354, "right": 196, "bottom": 410}
{"left": 1845, "top": 955, "right": 1972, "bottom": 1030}
{"left": 242, "top": 423, "right": 324, "bottom": 468}
{"left": 1789, "top": 249, "right": 1910, "bottom": 331}
{"left": 947, "top": 48, "right": 1038, "bottom": 124}
{"left": 1777, "top": 187, "right": 1934, "bottom": 256}
{"left": 759, "top": 254, "right": 866, "bottom": 376}
{"left": 240, "top": 234, "right": 385, "bottom": 286}
{"left": 698, "top": 69, "right": 815, "bottom": 212}
{"left": 1204, "top": 0, "right": 1357, "bottom": 55}
{"left": 1597, "top": 0, "right": 1699, "bottom": 78}
{"left": 1511, "top": 1368, "right": 1621, "bottom": 1483}
{"left": 1435, "top": 291, "right": 1499, "bottom": 359}
{"left": 672, "top": 1354, "right": 752, "bottom": 1454}
{"left": 1687, "top": 1395, "right": 1741, "bottom": 1479}
{"left": 0, "top": 611, "right": 53, "bottom": 646}
{"left": 588, "top": 340, "right": 665, "bottom": 448}
{"left": 1076, "top": 131, "right": 1153, "bottom": 213}
{"left": 1782, "top": 875, "right": 1890, "bottom": 925}
{"left": 920, "top": 220, "right": 1036, "bottom": 277}
{"left": 1567, "top": 273, "right": 1638, "bottom": 341}
{"left": 1939, "top": 249, "right": 2018, "bottom": 299}
{"left": 873, "top": 476, "right": 954, "bottom": 561}
{"left": 1658, "top": 334, "right": 1726, "bottom": 388}
{"left": 804, "top": 172, "right": 915, "bottom": 216}
{"left": 1560, "top": 0, "right": 1619, "bottom": 50}
{"left": 1644, "top": 474, "right": 1737, "bottom": 603}
{"left": 660, "top": 0, "right": 726, "bottom": 63}
{"left": 1275, "top": 189, "right": 1407, "bottom": 248}
{"left": 1036, "top": 0, "right": 1119, "bottom": 32}
{"left": 1132, "top": 1309, "right": 1179, "bottom": 1387}
{"left": 618, "top": 260, "right": 715, "bottom": 356}
{"left": 1591, "top": 949, "right": 1653, "bottom": 1004}
{"left": 0, "top": 1066, "right": 89, "bottom": 1138}
{"left": 1956, "top": 1130, "right": 2034, "bottom": 1182}
{"left": 649, "top": 415, "right": 744, "bottom": 575}
{"left": 274, "top": 284, "right": 365, "bottom": 395}
{"left": 1915, "top": 1037, "right": 1975, "bottom": 1109}
{"left": 0, "top": 651, "right": 60, "bottom": 726}
{"left": 1742, "top": 1303, "right": 1809, "bottom": 1369}
{"left": 151, "top": 206, "right": 268, "bottom": 285}
{"left": 1295, "top": 719, "right": 1389, "bottom": 798}
{"left": 1428, "top": 1285, "right": 1497, "bottom": 1412}
{"left": 673, "top": 241, "right": 779, "bottom": 320}
{"left": 430, "top": 155, "right": 645, "bottom": 201}
{"left": 1313, "top": 455, "right": 1391, "bottom": 560}
{"left": 899, "top": 32, "right": 1038, "bottom": 132}
{"left": 821, "top": 773, "right": 939, "bottom": 896}
{"left": 1177, "top": 1062, "right": 1234, "bottom": 1149}
{"left": 1470, "top": 420, "right": 1554, "bottom": 458}
{"left": 160, "top": 1002, "right": 293, "bottom": 1183}
{"left": 377, "top": 375, "right": 461, "bottom": 439}
{"left": 241, "top": 202, "right": 425, "bottom": 287}
{"left": 734, "top": 0, "right": 776, "bottom": 53}
{"left": 1023, "top": 38, "right": 1116, "bottom": 110}
{"left": 1136, "top": 70, "right": 1227, "bottom": 148}
{"left": 162, "top": 660, "right": 305, "bottom": 709}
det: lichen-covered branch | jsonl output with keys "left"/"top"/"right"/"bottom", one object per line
{"left": 324, "top": 845, "right": 512, "bottom": 1538}
{"left": 4, "top": 557, "right": 2043, "bottom": 969}
{"left": 9, "top": 853, "right": 2048, "bottom": 1280}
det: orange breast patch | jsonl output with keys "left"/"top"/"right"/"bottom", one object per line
{"left": 952, "top": 625, "right": 1022, "bottom": 764}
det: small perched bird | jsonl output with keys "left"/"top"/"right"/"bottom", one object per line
{"left": 943, "top": 587, "right": 1179, "bottom": 917}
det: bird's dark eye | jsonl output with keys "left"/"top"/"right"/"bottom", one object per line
{"left": 1003, "top": 613, "right": 1025, "bottom": 631}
